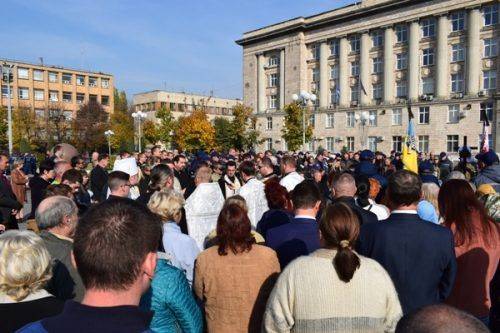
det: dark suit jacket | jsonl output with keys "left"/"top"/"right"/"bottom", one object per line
{"left": 90, "top": 165, "right": 108, "bottom": 202}
{"left": 357, "top": 213, "right": 457, "bottom": 314}
{"left": 333, "top": 197, "right": 378, "bottom": 225}
{"left": 28, "top": 176, "right": 50, "bottom": 218}
{"left": 265, "top": 217, "right": 320, "bottom": 269}
{"left": 0, "top": 174, "right": 23, "bottom": 229}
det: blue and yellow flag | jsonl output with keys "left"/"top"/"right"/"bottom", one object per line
{"left": 402, "top": 105, "right": 418, "bottom": 174}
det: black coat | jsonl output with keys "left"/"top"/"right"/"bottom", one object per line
{"left": 331, "top": 197, "right": 378, "bottom": 225}
{"left": 0, "top": 174, "right": 23, "bottom": 229}
{"left": 29, "top": 176, "right": 50, "bottom": 218}
{"left": 90, "top": 165, "right": 108, "bottom": 203}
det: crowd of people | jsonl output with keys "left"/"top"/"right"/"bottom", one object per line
{"left": 0, "top": 143, "right": 499, "bottom": 332}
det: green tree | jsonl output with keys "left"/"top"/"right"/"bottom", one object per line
{"left": 12, "top": 106, "right": 38, "bottom": 152}
{"left": 281, "top": 103, "right": 312, "bottom": 151}
{"left": 0, "top": 107, "right": 8, "bottom": 150}
{"left": 72, "top": 101, "right": 109, "bottom": 152}
{"left": 142, "top": 119, "right": 161, "bottom": 146}
{"left": 110, "top": 89, "right": 134, "bottom": 152}
{"left": 155, "top": 106, "right": 176, "bottom": 146}
{"left": 229, "top": 104, "right": 260, "bottom": 150}
{"left": 213, "top": 117, "right": 233, "bottom": 151}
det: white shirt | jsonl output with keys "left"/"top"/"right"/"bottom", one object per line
{"left": 239, "top": 178, "right": 269, "bottom": 228}
{"left": 280, "top": 171, "right": 304, "bottom": 192}
{"left": 363, "top": 199, "right": 390, "bottom": 221}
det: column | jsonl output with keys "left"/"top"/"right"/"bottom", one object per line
{"left": 338, "top": 37, "right": 349, "bottom": 107}
{"left": 257, "top": 53, "right": 266, "bottom": 112}
{"left": 467, "top": 8, "right": 481, "bottom": 96}
{"left": 360, "top": 32, "right": 371, "bottom": 105}
{"left": 279, "top": 49, "right": 285, "bottom": 109}
{"left": 319, "top": 41, "right": 329, "bottom": 108}
{"left": 384, "top": 26, "right": 395, "bottom": 103}
{"left": 436, "top": 15, "right": 449, "bottom": 98}
{"left": 408, "top": 21, "right": 420, "bottom": 101}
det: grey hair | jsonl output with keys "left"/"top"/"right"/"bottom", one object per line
{"left": 447, "top": 171, "right": 466, "bottom": 180}
{"left": 36, "top": 196, "right": 77, "bottom": 230}
{"left": 12, "top": 158, "right": 24, "bottom": 169}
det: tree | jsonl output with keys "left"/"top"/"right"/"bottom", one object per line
{"left": 110, "top": 89, "right": 134, "bottom": 152}
{"left": 281, "top": 103, "right": 313, "bottom": 151}
{"left": 0, "top": 107, "right": 8, "bottom": 150}
{"left": 12, "top": 106, "right": 37, "bottom": 152}
{"left": 213, "top": 117, "right": 233, "bottom": 151}
{"left": 72, "top": 101, "right": 108, "bottom": 152}
{"left": 155, "top": 106, "right": 176, "bottom": 146}
{"left": 142, "top": 119, "right": 161, "bottom": 146}
{"left": 174, "top": 109, "right": 215, "bottom": 152}
{"left": 229, "top": 104, "right": 260, "bottom": 150}
{"left": 45, "top": 102, "right": 72, "bottom": 148}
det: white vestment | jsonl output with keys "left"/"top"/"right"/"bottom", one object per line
{"left": 279, "top": 171, "right": 304, "bottom": 192}
{"left": 238, "top": 178, "right": 269, "bottom": 228}
{"left": 185, "top": 183, "right": 225, "bottom": 250}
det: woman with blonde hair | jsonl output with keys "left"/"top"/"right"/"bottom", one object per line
{"left": 0, "top": 230, "right": 64, "bottom": 332}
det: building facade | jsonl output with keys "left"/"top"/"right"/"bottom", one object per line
{"left": 1, "top": 59, "right": 114, "bottom": 120}
{"left": 133, "top": 90, "right": 240, "bottom": 122}
{"left": 237, "top": 0, "right": 499, "bottom": 154}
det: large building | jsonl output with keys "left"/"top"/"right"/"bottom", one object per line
{"left": 133, "top": 90, "right": 240, "bottom": 121}
{"left": 237, "top": 0, "right": 499, "bottom": 154}
{"left": 0, "top": 59, "right": 114, "bottom": 119}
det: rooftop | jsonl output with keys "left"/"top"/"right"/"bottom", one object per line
{"left": 133, "top": 89, "right": 241, "bottom": 102}
{"left": 0, "top": 58, "right": 113, "bottom": 77}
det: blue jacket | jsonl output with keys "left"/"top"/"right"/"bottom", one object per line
{"left": 140, "top": 258, "right": 203, "bottom": 333}
{"left": 474, "top": 164, "right": 500, "bottom": 192}
{"left": 265, "top": 217, "right": 320, "bottom": 269}
{"left": 357, "top": 213, "right": 457, "bottom": 314}
{"left": 256, "top": 209, "right": 293, "bottom": 239}
{"left": 355, "top": 161, "right": 388, "bottom": 188}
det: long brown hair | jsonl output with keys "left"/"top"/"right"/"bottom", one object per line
{"left": 320, "top": 202, "right": 360, "bottom": 282}
{"left": 438, "top": 179, "right": 496, "bottom": 247}
{"left": 216, "top": 203, "right": 255, "bottom": 256}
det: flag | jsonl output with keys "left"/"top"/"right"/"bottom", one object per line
{"left": 334, "top": 87, "right": 340, "bottom": 103}
{"left": 402, "top": 104, "right": 418, "bottom": 174}
{"left": 480, "top": 108, "right": 490, "bottom": 152}
{"left": 360, "top": 79, "right": 367, "bottom": 96}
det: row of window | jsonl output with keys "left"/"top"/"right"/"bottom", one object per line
{"left": 1, "top": 86, "right": 109, "bottom": 105}
{"left": 136, "top": 102, "right": 232, "bottom": 115}
{"left": 14, "top": 67, "right": 110, "bottom": 88}
{"left": 309, "top": 5, "right": 498, "bottom": 59}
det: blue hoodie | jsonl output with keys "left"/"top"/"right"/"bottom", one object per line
{"left": 355, "top": 161, "right": 388, "bottom": 188}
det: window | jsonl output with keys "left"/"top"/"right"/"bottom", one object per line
{"left": 101, "top": 78, "right": 110, "bottom": 88}
{"left": 368, "top": 137, "right": 378, "bottom": 151}
{"left": 422, "top": 77, "right": 435, "bottom": 95}
{"left": 422, "top": 48, "right": 434, "bottom": 66}
{"left": 101, "top": 95, "right": 109, "bottom": 106}
{"left": 269, "top": 73, "right": 278, "bottom": 87}
{"left": 89, "top": 77, "right": 97, "bottom": 87}
{"left": 330, "top": 39, "right": 339, "bottom": 56}
{"left": 372, "top": 30, "right": 383, "bottom": 47}
{"left": 392, "top": 136, "right": 402, "bottom": 152}
{"left": 418, "top": 135, "right": 429, "bottom": 153}
{"left": 33, "top": 70, "right": 44, "bottom": 81}
{"left": 351, "top": 61, "right": 359, "bottom": 76}
{"left": 483, "top": 70, "right": 496, "bottom": 90}
{"left": 35, "top": 109, "right": 45, "bottom": 118}
{"left": 483, "top": 4, "right": 498, "bottom": 26}
{"left": 484, "top": 38, "right": 498, "bottom": 58}
{"left": 451, "top": 12, "right": 465, "bottom": 32}
{"left": 76, "top": 75, "right": 85, "bottom": 86}
{"left": 62, "top": 73, "right": 72, "bottom": 84}
{"left": 350, "top": 35, "right": 360, "bottom": 53}
{"left": 48, "top": 72, "right": 58, "bottom": 83}
{"left": 346, "top": 112, "right": 355, "bottom": 127}
{"left": 369, "top": 110, "right": 377, "bottom": 126}
{"left": 372, "top": 57, "right": 383, "bottom": 74}
{"left": 396, "top": 81, "right": 407, "bottom": 97}
{"left": 307, "top": 140, "right": 316, "bottom": 152}
{"left": 396, "top": 53, "right": 407, "bottom": 70}
{"left": 326, "top": 113, "right": 334, "bottom": 128}
{"left": 312, "top": 68, "right": 319, "bottom": 82}
{"left": 63, "top": 111, "right": 72, "bottom": 121}
{"left": 1, "top": 85, "right": 13, "bottom": 98}
{"left": 419, "top": 106, "right": 430, "bottom": 124}
{"left": 76, "top": 93, "right": 85, "bottom": 104}
{"left": 268, "top": 56, "right": 279, "bottom": 66}
{"left": 421, "top": 18, "right": 435, "bottom": 38}
{"left": 447, "top": 135, "right": 459, "bottom": 152}
{"left": 351, "top": 86, "right": 359, "bottom": 102}
{"left": 269, "top": 95, "right": 277, "bottom": 109}
{"left": 309, "top": 114, "right": 315, "bottom": 128}
{"left": 449, "top": 44, "right": 464, "bottom": 63}
{"left": 373, "top": 84, "right": 382, "bottom": 100}
{"left": 326, "top": 137, "right": 335, "bottom": 151}
{"left": 263, "top": 117, "right": 272, "bottom": 130}
{"left": 396, "top": 25, "right": 408, "bottom": 43}
{"left": 49, "top": 91, "right": 58, "bottom": 102}
{"left": 330, "top": 65, "right": 339, "bottom": 80}
{"left": 265, "top": 138, "right": 273, "bottom": 151}
{"left": 392, "top": 108, "right": 402, "bottom": 125}
{"left": 451, "top": 73, "right": 464, "bottom": 93}
{"left": 447, "top": 105, "right": 460, "bottom": 123}
{"left": 89, "top": 94, "right": 97, "bottom": 102}
{"left": 347, "top": 137, "right": 355, "bottom": 151}
{"left": 18, "top": 87, "right": 29, "bottom": 99}
{"left": 480, "top": 102, "right": 494, "bottom": 122}
{"left": 17, "top": 68, "right": 29, "bottom": 79}
{"left": 62, "top": 91, "right": 72, "bottom": 103}
{"left": 310, "top": 44, "right": 320, "bottom": 60}
{"left": 34, "top": 89, "right": 44, "bottom": 101}
{"left": 330, "top": 88, "right": 339, "bottom": 105}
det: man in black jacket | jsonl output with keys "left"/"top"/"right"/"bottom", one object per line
{"left": 28, "top": 160, "right": 55, "bottom": 218}
{"left": 173, "top": 154, "right": 194, "bottom": 198}
{"left": 0, "top": 154, "right": 23, "bottom": 229}
{"left": 90, "top": 153, "right": 109, "bottom": 203}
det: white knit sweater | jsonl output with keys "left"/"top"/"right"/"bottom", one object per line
{"left": 263, "top": 249, "right": 402, "bottom": 333}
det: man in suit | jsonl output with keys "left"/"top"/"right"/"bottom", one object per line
{"left": 266, "top": 180, "right": 320, "bottom": 268}
{"left": 0, "top": 153, "right": 23, "bottom": 229}
{"left": 90, "top": 153, "right": 109, "bottom": 203}
{"left": 357, "top": 170, "right": 456, "bottom": 315}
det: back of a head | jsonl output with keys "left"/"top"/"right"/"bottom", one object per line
{"left": 149, "top": 164, "right": 173, "bottom": 191}
{"left": 422, "top": 182, "right": 440, "bottom": 209}
{"left": 264, "top": 179, "right": 290, "bottom": 210}
{"left": 388, "top": 170, "right": 422, "bottom": 207}
{"left": 238, "top": 160, "right": 255, "bottom": 177}
{"left": 332, "top": 172, "right": 357, "bottom": 198}
{"left": 281, "top": 155, "right": 296, "bottom": 170}
{"left": 194, "top": 166, "right": 212, "bottom": 184}
{"left": 355, "top": 174, "right": 371, "bottom": 206}
{"left": 395, "top": 304, "right": 489, "bottom": 333}
{"left": 39, "top": 160, "right": 54, "bottom": 175}
{"left": 291, "top": 180, "right": 320, "bottom": 210}
{"left": 260, "top": 157, "right": 273, "bottom": 169}
{"left": 147, "top": 190, "right": 184, "bottom": 222}
{"left": 108, "top": 171, "right": 130, "bottom": 192}
{"left": 36, "top": 195, "right": 77, "bottom": 230}
{"left": 447, "top": 170, "right": 466, "bottom": 181}
{"left": 44, "top": 184, "right": 73, "bottom": 199}
{"left": 74, "top": 198, "right": 161, "bottom": 290}
{"left": 216, "top": 203, "right": 254, "bottom": 256}
{"left": 61, "top": 169, "right": 83, "bottom": 185}
{"left": 223, "top": 195, "right": 248, "bottom": 212}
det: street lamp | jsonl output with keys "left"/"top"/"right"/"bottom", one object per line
{"left": 1, "top": 63, "right": 14, "bottom": 155}
{"left": 104, "top": 130, "right": 114, "bottom": 156}
{"left": 355, "top": 111, "right": 376, "bottom": 149}
{"left": 131, "top": 111, "right": 147, "bottom": 153}
{"left": 292, "top": 91, "right": 317, "bottom": 152}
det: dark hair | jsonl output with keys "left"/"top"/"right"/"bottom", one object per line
{"left": 216, "top": 203, "right": 255, "bottom": 256}
{"left": 74, "top": 198, "right": 161, "bottom": 290}
{"left": 281, "top": 155, "right": 296, "bottom": 168}
{"left": 387, "top": 170, "right": 422, "bottom": 207}
{"left": 264, "top": 179, "right": 291, "bottom": 210}
{"left": 320, "top": 202, "right": 360, "bottom": 282}
{"left": 291, "top": 180, "right": 320, "bottom": 209}
{"left": 149, "top": 164, "right": 173, "bottom": 191}
{"left": 226, "top": 160, "right": 237, "bottom": 168}
{"left": 173, "top": 154, "right": 186, "bottom": 163}
{"left": 151, "top": 145, "right": 161, "bottom": 154}
{"left": 108, "top": 171, "right": 130, "bottom": 192}
{"left": 97, "top": 153, "right": 109, "bottom": 162}
{"left": 70, "top": 155, "right": 83, "bottom": 168}
{"left": 44, "top": 184, "right": 73, "bottom": 198}
{"left": 39, "top": 161, "right": 54, "bottom": 175}
{"left": 238, "top": 161, "right": 255, "bottom": 177}
{"left": 61, "top": 169, "right": 83, "bottom": 184}
{"left": 439, "top": 179, "right": 497, "bottom": 247}
{"left": 355, "top": 174, "right": 371, "bottom": 207}
{"left": 260, "top": 157, "right": 273, "bottom": 169}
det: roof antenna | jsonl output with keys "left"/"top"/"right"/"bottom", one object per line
{"left": 39, "top": 57, "right": 44, "bottom": 66}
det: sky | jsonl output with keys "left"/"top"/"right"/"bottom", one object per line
{"left": 1, "top": 0, "right": 354, "bottom": 100}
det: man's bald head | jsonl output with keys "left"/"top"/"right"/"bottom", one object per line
{"left": 36, "top": 195, "right": 78, "bottom": 230}
{"left": 331, "top": 172, "right": 357, "bottom": 198}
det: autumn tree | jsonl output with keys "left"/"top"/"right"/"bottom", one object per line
{"left": 155, "top": 106, "right": 176, "bottom": 146}
{"left": 281, "top": 103, "right": 313, "bottom": 151}
{"left": 174, "top": 109, "right": 215, "bottom": 152}
{"left": 72, "top": 100, "right": 108, "bottom": 152}
{"left": 45, "top": 102, "right": 72, "bottom": 148}
{"left": 12, "top": 106, "right": 38, "bottom": 152}
{"left": 110, "top": 89, "right": 134, "bottom": 152}
{"left": 229, "top": 104, "right": 260, "bottom": 151}
{"left": 142, "top": 119, "right": 161, "bottom": 146}
{"left": 0, "top": 107, "right": 8, "bottom": 150}
{"left": 213, "top": 117, "right": 233, "bottom": 151}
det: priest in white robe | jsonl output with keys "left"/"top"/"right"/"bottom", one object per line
{"left": 238, "top": 161, "right": 269, "bottom": 228}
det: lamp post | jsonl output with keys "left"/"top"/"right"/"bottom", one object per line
{"left": 104, "top": 130, "right": 114, "bottom": 156}
{"left": 292, "top": 91, "right": 317, "bottom": 152}
{"left": 355, "top": 111, "right": 376, "bottom": 149}
{"left": 1, "top": 63, "right": 14, "bottom": 155}
{"left": 131, "top": 111, "right": 147, "bottom": 153}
